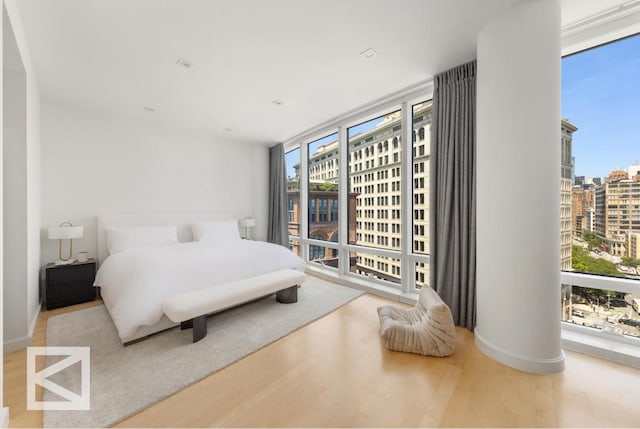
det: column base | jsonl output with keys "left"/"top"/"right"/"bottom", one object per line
{"left": 475, "top": 329, "right": 565, "bottom": 374}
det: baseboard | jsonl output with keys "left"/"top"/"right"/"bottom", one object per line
{"left": 475, "top": 329, "right": 566, "bottom": 374}
{"left": 29, "top": 303, "right": 41, "bottom": 339}
{"left": 0, "top": 407, "right": 9, "bottom": 427}
{"left": 3, "top": 336, "right": 32, "bottom": 353}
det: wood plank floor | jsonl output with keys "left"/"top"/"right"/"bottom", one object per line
{"left": 5, "top": 292, "right": 640, "bottom": 427}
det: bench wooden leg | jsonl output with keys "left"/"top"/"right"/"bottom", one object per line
{"left": 192, "top": 315, "right": 207, "bottom": 343}
{"left": 276, "top": 285, "right": 298, "bottom": 304}
{"left": 180, "top": 320, "right": 193, "bottom": 330}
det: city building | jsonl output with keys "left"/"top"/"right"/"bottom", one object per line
{"left": 629, "top": 233, "right": 640, "bottom": 260}
{"left": 561, "top": 120, "right": 578, "bottom": 270}
{"left": 585, "top": 207, "right": 596, "bottom": 233}
{"left": 595, "top": 169, "right": 640, "bottom": 256}
{"left": 629, "top": 162, "right": 640, "bottom": 181}
{"left": 571, "top": 186, "right": 595, "bottom": 237}
{"left": 572, "top": 187, "right": 586, "bottom": 237}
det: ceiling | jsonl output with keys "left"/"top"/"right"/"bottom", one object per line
{"left": 11, "top": 0, "right": 634, "bottom": 146}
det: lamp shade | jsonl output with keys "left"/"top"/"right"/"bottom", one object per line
{"left": 48, "top": 225, "right": 84, "bottom": 240}
{"left": 239, "top": 217, "right": 256, "bottom": 228}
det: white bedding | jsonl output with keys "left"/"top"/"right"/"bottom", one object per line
{"left": 94, "top": 240, "right": 305, "bottom": 341}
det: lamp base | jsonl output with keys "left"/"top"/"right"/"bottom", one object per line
{"left": 54, "top": 259, "right": 76, "bottom": 266}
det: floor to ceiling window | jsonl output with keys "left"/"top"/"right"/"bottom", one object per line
{"left": 561, "top": 33, "right": 640, "bottom": 340}
{"left": 284, "top": 90, "right": 432, "bottom": 295}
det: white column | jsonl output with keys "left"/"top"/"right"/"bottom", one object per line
{"left": 475, "top": 0, "right": 565, "bottom": 374}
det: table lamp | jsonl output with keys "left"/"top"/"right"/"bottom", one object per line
{"left": 239, "top": 217, "right": 256, "bottom": 240}
{"left": 48, "top": 221, "right": 84, "bottom": 265}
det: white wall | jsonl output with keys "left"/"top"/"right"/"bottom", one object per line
{"left": 0, "top": 2, "right": 5, "bottom": 423}
{"left": 3, "top": 0, "right": 41, "bottom": 355}
{"left": 3, "top": 68, "right": 27, "bottom": 349}
{"left": 26, "top": 65, "right": 40, "bottom": 336}
{"left": 41, "top": 100, "right": 269, "bottom": 264}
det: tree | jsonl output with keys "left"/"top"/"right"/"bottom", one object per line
{"left": 582, "top": 230, "right": 603, "bottom": 250}
{"left": 572, "top": 245, "right": 624, "bottom": 278}
{"left": 621, "top": 257, "right": 639, "bottom": 268}
{"left": 319, "top": 181, "right": 338, "bottom": 192}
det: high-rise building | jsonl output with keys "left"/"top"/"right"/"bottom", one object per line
{"left": 572, "top": 187, "right": 586, "bottom": 237}
{"left": 585, "top": 208, "right": 596, "bottom": 232}
{"left": 561, "top": 120, "right": 578, "bottom": 271}
{"left": 595, "top": 169, "right": 640, "bottom": 256}
{"left": 571, "top": 186, "right": 595, "bottom": 237}
{"left": 575, "top": 175, "right": 585, "bottom": 186}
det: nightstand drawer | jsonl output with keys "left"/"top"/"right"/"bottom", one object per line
{"left": 46, "top": 282, "right": 96, "bottom": 309}
{"left": 45, "top": 260, "right": 97, "bottom": 310}
{"left": 47, "top": 264, "right": 95, "bottom": 285}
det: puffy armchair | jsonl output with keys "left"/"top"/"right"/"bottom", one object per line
{"left": 377, "top": 286, "right": 456, "bottom": 357}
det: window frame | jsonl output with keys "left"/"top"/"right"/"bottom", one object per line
{"left": 284, "top": 88, "right": 432, "bottom": 297}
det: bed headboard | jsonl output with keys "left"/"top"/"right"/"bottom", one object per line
{"left": 96, "top": 212, "right": 233, "bottom": 265}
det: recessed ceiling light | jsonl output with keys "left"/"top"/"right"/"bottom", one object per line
{"left": 360, "top": 48, "right": 378, "bottom": 60}
{"left": 272, "top": 99, "right": 284, "bottom": 106}
{"left": 144, "top": 106, "right": 156, "bottom": 112}
{"left": 176, "top": 58, "right": 193, "bottom": 69}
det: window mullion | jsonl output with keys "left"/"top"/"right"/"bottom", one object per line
{"left": 300, "top": 141, "right": 309, "bottom": 263}
{"left": 338, "top": 125, "right": 349, "bottom": 276}
{"left": 400, "top": 101, "right": 414, "bottom": 294}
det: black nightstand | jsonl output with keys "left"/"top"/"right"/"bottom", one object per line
{"left": 45, "top": 259, "right": 97, "bottom": 310}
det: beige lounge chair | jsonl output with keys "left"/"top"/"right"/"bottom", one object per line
{"left": 377, "top": 286, "right": 456, "bottom": 357}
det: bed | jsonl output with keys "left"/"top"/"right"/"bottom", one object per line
{"left": 94, "top": 213, "right": 305, "bottom": 344}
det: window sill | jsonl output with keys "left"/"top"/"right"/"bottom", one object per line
{"left": 562, "top": 322, "right": 640, "bottom": 368}
{"left": 304, "top": 264, "right": 418, "bottom": 306}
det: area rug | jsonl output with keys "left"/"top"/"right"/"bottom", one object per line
{"left": 43, "top": 276, "right": 363, "bottom": 428}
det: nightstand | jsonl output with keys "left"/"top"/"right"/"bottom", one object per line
{"left": 45, "top": 259, "right": 97, "bottom": 310}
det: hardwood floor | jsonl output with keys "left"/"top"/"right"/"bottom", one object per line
{"left": 5, "top": 292, "right": 640, "bottom": 427}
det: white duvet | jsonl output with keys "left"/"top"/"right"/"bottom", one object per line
{"left": 94, "top": 240, "right": 305, "bottom": 341}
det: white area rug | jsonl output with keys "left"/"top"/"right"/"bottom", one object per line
{"left": 43, "top": 276, "right": 363, "bottom": 428}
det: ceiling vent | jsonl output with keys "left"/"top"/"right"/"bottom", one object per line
{"left": 176, "top": 58, "right": 193, "bottom": 69}
{"left": 360, "top": 48, "right": 378, "bottom": 60}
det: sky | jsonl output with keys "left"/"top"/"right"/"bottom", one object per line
{"left": 562, "top": 33, "right": 640, "bottom": 180}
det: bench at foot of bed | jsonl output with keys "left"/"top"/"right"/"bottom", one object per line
{"left": 163, "top": 269, "right": 306, "bottom": 343}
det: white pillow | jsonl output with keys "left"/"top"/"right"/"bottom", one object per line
{"left": 106, "top": 225, "right": 178, "bottom": 254}
{"left": 192, "top": 220, "right": 240, "bottom": 242}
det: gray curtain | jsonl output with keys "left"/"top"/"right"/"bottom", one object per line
{"left": 267, "top": 143, "right": 289, "bottom": 246}
{"left": 429, "top": 60, "right": 477, "bottom": 331}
